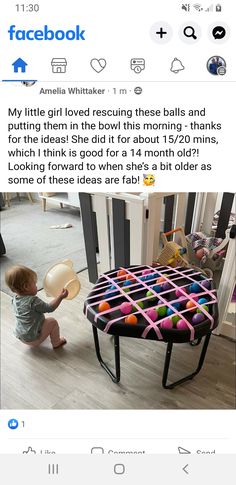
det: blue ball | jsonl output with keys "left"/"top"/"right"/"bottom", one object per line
{"left": 123, "top": 280, "right": 132, "bottom": 287}
{"left": 152, "top": 285, "right": 162, "bottom": 293}
{"left": 106, "top": 285, "right": 119, "bottom": 298}
{"left": 191, "top": 283, "right": 201, "bottom": 293}
{"left": 198, "top": 297, "right": 208, "bottom": 305}
{"left": 139, "top": 276, "right": 147, "bottom": 282}
{"left": 146, "top": 274, "right": 155, "bottom": 281}
{"left": 172, "top": 302, "right": 181, "bottom": 311}
{"left": 167, "top": 308, "right": 174, "bottom": 316}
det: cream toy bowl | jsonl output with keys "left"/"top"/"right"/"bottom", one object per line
{"left": 43, "top": 260, "right": 81, "bottom": 300}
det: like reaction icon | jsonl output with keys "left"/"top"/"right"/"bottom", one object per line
{"left": 8, "top": 419, "right": 19, "bottom": 430}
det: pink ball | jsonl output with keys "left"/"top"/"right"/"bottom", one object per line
{"left": 176, "top": 319, "right": 189, "bottom": 330}
{"left": 175, "top": 288, "right": 184, "bottom": 298}
{"left": 189, "top": 293, "right": 199, "bottom": 301}
{"left": 160, "top": 318, "right": 173, "bottom": 329}
{"left": 120, "top": 302, "right": 133, "bottom": 315}
{"left": 142, "top": 269, "right": 152, "bottom": 276}
{"left": 146, "top": 309, "right": 158, "bottom": 321}
{"left": 177, "top": 295, "right": 188, "bottom": 305}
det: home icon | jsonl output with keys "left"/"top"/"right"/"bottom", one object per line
{"left": 51, "top": 58, "right": 67, "bottom": 73}
{"left": 12, "top": 58, "right": 28, "bottom": 73}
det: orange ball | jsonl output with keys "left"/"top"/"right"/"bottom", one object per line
{"left": 125, "top": 314, "right": 138, "bottom": 324}
{"left": 126, "top": 274, "right": 135, "bottom": 283}
{"left": 117, "top": 269, "right": 127, "bottom": 280}
{"left": 156, "top": 276, "right": 166, "bottom": 284}
{"left": 186, "top": 300, "right": 196, "bottom": 312}
{"left": 98, "top": 301, "right": 111, "bottom": 312}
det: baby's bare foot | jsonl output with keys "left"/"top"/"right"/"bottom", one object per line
{"left": 53, "top": 338, "right": 67, "bottom": 349}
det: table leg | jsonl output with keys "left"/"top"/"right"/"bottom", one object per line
{"left": 190, "top": 338, "right": 202, "bottom": 347}
{"left": 92, "top": 326, "right": 120, "bottom": 383}
{"left": 162, "top": 333, "right": 211, "bottom": 389}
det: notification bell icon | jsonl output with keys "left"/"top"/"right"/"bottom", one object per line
{"left": 170, "top": 58, "right": 185, "bottom": 73}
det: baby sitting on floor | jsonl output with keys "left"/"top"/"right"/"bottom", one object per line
{"left": 5, "top": 265, "right": 68, "bottom": 349}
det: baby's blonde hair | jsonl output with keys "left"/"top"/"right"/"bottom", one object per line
{"left": 5, "top": 265, "right": 37, "bottom": 294}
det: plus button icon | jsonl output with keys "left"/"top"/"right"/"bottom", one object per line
{"left": 156, "top": 27, "right": 167, "bottom": 38}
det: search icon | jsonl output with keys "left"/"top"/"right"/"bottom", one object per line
{"left": 184, "top": 26, "right": 197, "bottom": 39}
{"left": 180, "top": 22, "right": 201, "bottom": 43}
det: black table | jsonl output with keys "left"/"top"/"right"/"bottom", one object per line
{"left": 84, "top": 265, "right": 218, "bottom": 389}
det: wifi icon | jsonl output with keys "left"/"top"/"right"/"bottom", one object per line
{"left": 193, "top": 3, "right": 203, "bottom": 10}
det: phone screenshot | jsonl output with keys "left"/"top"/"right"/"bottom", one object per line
{"left": 0, "top": 1, "right": 235, "bottom": 483}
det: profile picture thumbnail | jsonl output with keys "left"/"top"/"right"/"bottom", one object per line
{"left": 207, "top": 56, "right": 226, "bottom": 76}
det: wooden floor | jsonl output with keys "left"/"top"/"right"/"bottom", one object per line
{"left": 1, "top": 270, "right": 235, "bottom": 410}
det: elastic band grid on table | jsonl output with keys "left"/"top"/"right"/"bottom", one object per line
{"left": 85, "top": 265, "right": 217, "bottom": 341}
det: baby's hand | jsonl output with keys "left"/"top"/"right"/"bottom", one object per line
{"left": 60, "top": 288, "right": 68, "bottom": 299}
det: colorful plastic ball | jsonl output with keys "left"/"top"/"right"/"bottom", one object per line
{"left": 160, "top": 318, "right": 173, "bottom": 329}
{"left": 146, "top": 273, "right": 155, "bottom": 281}
{"left": 142, "top": 269, "right": 152, "bottom": 276}
{"left": 117, "top": 269, "right": 127, "bottom": 280}
{"left": 152, "top": 285, "right": 161, "bottom": 294}
{"left": 175, "top": 288, "right": 184, "bottom": 298}
{"left": 177, "top": 296, "right": 188, "bottom": 306}
{"left": 192, "top": 313, "right": 205, "bottom": 325}
{"left": 136, "top": 301, "right": 145, "bottom": 310}
{"left": 146, "top": 309, "right": 158, "bottom": 321}
{"left": 125, "top": 314, "right": 138, "bottom": 324}
{"left": 190, "top": 283, "right": 201, "bottom": 293}
{"left": 189, "top": 293, "right": 199, "bottom": 301}
{"left": 120, "top": 302, "right": 133, "bottom": 315}
{"left": 172, "top": 302, "right": 181, "bottom": 311}
{"left": 186, "top": 300, "right": 196, "bottom": 312}
{"left": 162, "top": 282, "right": 172, "bottom": 291}
{"left": 123, "top": 287, "right": 130, "bottom": 293}
{"left": 176, "top": 319, "right": 189, "bottom": 330}
{"left": 157, "top": 306, "right": 167, "bottom": 317}
{"left": 156, "top": 276, "right": 166, "bottom": 284}
{"left": 110, "top": 285, "right": 117, "bottom": 291}
{"left": 171, "top": 315, "right": 181, "bottom": 325}
{"left": 146, "top": 290, "right": 156, "bottom": 301}
{"left": 123, "top": 280, "right": 132, "bottom": 287}
{"left": 126, "top": 274, "right": 136, "bottom": 283}
{"left": 201, "top": 279, "right": 211, "bottom": 290}
{"left": 196, "top": 305, "right": 209, "bottom": 314}
{"left": 198, "top": 297, "right": 208, "bottom": 305}
{"left": 139, "top": 275, "right": 147, "bottom": 282}
{"left": 98, "top": 301, "right": 111, "bottom": 312}
{"left": 105, "top": 285, "right": 118, "bottom": 298}
{"left": 166, "top": 307, "right": 174, "bottom": 316}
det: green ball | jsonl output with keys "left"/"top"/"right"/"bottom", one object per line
{"left": 197, "top": 305, "right": 209, "bottom": 314}
{"left": 133, "top": 301, "right": 144, "bottom": 311}
{"left": 137, "top": 301, "right": 145, "bottom": 309}
{"left": 157, "top": 306, "right": 167, "bottom": 317}
{"left": 123, "top": 287, "right": 130, "bottom": 293}
{"left": 171, "top": 315, "right": 181, "bottom": 325}
{"left": 146, "top": 290, "right": 156, "bottom": 302}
